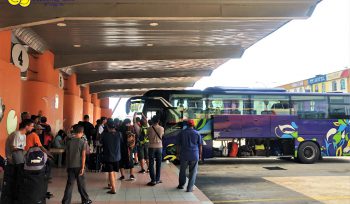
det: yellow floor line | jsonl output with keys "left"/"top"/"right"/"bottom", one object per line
{"left": 213, "top": 196, "right": 350, "bottom": 203}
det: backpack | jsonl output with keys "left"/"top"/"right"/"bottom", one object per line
{"left": 24, "top": 146, "right": 47, "bottom": 171}
{"left": 126, "top": 131, "right": 136, "bottom": 149}
{"left": 139, "top": 126, "right": 149, "bottom": 145}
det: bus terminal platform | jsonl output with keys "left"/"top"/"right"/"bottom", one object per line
{"left": 46, "top": 162, "right": 212, "bottom": 204}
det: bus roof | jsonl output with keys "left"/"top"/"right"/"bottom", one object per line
{"left": 142, "top": 87, "right": 350, "bottom": 97}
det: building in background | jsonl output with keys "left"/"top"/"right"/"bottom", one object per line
{"left": 279, "top": 68, "right": 350, "bottom": 93}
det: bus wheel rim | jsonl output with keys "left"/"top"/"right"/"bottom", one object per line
{"left": 303, "top": 146, "right": 315, "bottom": 159}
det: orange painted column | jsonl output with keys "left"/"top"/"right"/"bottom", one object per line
{"left": 63, "top": 74, "right": 83, "bottom": 131}
{"left": 92, "top": 94, "right": 101, "bottom": 124}
{"left": 100, "top": 98, "right": 112, "bottom": 118}
{"left": 22, "top": 51, "right": 64, "bottom": 134}
{"left": 82, "top": 85, "right": 94, "bottom": 119}
{"left": 0, "top": 31, "right": 22, "bottom": 157}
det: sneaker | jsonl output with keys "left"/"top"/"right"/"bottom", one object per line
{"left": 138, "top": 169, "right": 146, "bottom": 174}
{"left": 119, "top": 176, "right": 125, "bottom": 180}
{"left": 177, "top": 186, "right": 184, "bottom": 189}
{"left": 83, "top": 200, "right": 92, "bottom": 204}
{"left": 130, "top": 175, "right": 135, "bottom": 180}
{"left": 46, "top": 192, "right": 54, "bottom": 199}
{"left": 147, "top": 181, "right": 156, "bottom": 186}
{"left": 156, "top": 180, "right": 162, "bottom": 184}
{"left": 134, "top": 162, "right": 139, "bottom": 166}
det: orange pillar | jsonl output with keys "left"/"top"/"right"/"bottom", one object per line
{"left": 92, "top": 94, "right": 101, "bottom": 124}
{"left": 22, "top": 51, "right": 64, "bottom": 134}
{"left": 100, "top": 98, "right": 112, "bottom": 118}
{"left": 82, "top": 85, "right": 94, "bottom": 119}
{"left": 0, "top": 31, "right": 22, "bottom": 156}
{"left": 63, "top": 74, "right": 83, "bottom": 130}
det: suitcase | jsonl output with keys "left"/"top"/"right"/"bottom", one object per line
{"left": 87, "top": 153, "right": 102, "bottom": 172}
{"left": 18, "top": 169, "right": 48, "bottom": 204}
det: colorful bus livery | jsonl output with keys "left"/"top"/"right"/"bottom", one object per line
{"left": 213, "top": 115, "right": 350, "bottom": 162}
{"left": 127, "top": 87, "right": 350, "bottom": 164}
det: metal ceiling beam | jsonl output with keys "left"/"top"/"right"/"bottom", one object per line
{"left": 0, "top": 0, "right": 319, "bottom": 30}
{"left": 90, "top": 82, "right": 194, "bottom": 93}
{"left": 77, "top": 69, "right": 213, "bottom": 85}
{"left": 55, "top": 45, "right": 243, "bottom": 68}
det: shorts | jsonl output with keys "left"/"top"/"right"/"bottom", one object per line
{"left": 102, "top": 162, "right": 119, "bottom": 172}
{"left": 138, "top": 143, "right": 149, "bottom": 160}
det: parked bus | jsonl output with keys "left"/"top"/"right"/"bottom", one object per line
{"left": 126, "top": 87, "right": 350, "bottom": 164}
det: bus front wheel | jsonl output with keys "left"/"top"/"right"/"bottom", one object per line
{"left": 297, "top": 141, "right": 320, "bottom": 164}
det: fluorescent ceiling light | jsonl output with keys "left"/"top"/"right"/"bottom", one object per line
{"left": 57, "top": 22, "right": 67, "bottom": 27}
{"left": 149, "top": 22, "right": 159, "bottom": 27}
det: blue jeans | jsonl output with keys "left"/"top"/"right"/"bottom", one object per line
{"left": 179, "top": 160, "right": 198, "bottom": 192}
{"left": 148, "top": 148, "right": 162, "bottom": 182}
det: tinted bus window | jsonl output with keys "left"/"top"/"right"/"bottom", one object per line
{"left": 251, "top": 95, "right": 290, "bottom": 115}
{"left": 170, "top": 94, "right": 205, "bottom": 120}
{"left": 208, "top": 95, "right": 248, "bottom": 115}
{"left": 291, "top": 95, "right": 328, "bottom": 119}
{"left": 329, "top": 96, "right": 350, "bottom": 118}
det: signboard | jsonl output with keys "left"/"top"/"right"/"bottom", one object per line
{"left": 327, "top": 69, "right": 350, "bottom": 81}
{"left": 11, "top": 44, "right": 29, "bottom": 72}
{"left": 291, "top": 81, "right": 304, "bottom": 88}
{"left": 308, "top": 75, "right": 327, "bottom": 85}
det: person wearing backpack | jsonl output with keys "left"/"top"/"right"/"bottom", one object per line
{"left": 119, "top": 119, "right": 136, "bottom": 180}
{"left": 101, "top": 119, "right": 122, "bottom": 194}
{"left": 62, "top": 125, "right": 92, "bottom": 204}
{"left": 2, "top": 119, "right": 34, "bottom": 204}
{"left": 134, "top": 114, "right": 149, "bottom": 174}
{"left": 146, "top": 116, "right": 164, "bottom": 186}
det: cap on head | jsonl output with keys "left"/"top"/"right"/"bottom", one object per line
{"left": 187, "top": 119, "right": 195, "bottom": 127}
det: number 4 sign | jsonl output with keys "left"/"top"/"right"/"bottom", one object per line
{"left": 11, "top": 44, "right": 29, "bottom": 72}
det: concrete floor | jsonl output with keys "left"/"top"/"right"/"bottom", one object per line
{"left": 195, "top": 157, "right": 350, "bottom": 204}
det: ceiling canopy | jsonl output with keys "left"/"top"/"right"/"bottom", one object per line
{"left": 0, "top": 0, "right": 321, "bottom": 98}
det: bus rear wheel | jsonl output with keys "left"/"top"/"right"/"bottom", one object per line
{"left": 297, "top": 141, "right": 320, "bottom": 164}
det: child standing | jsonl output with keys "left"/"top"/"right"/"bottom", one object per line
{"left": 62, "top": 125, "right": 92, "bottom": 204}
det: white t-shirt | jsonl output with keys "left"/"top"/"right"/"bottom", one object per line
{"left": 98, "top": 124, "right": 104, "bottom": 134}
{"left": 13, "top": 131, "right": 26, "bottom": 150}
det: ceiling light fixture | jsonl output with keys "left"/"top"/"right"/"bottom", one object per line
{"left": 91, "top": 69, "right": 97, "bottom": 72}
{"left": 146, "top": 43, "right": 154, "bottom": 47}
{"left": 149, "top": 22, "right": 159, "bottom": 27}
{"left": 73, "top": 44, "right": 81, "bottom": 48}
{"left": 57, "top": 22, "right": 67, "bottom": 27}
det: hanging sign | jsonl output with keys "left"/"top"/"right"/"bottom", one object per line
{"left": 11, "top": 44, "right": 29, "bottom": 72}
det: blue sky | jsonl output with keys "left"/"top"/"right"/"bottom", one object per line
{"left": 111, "top": 0, "right": 350, "bottom": 118}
